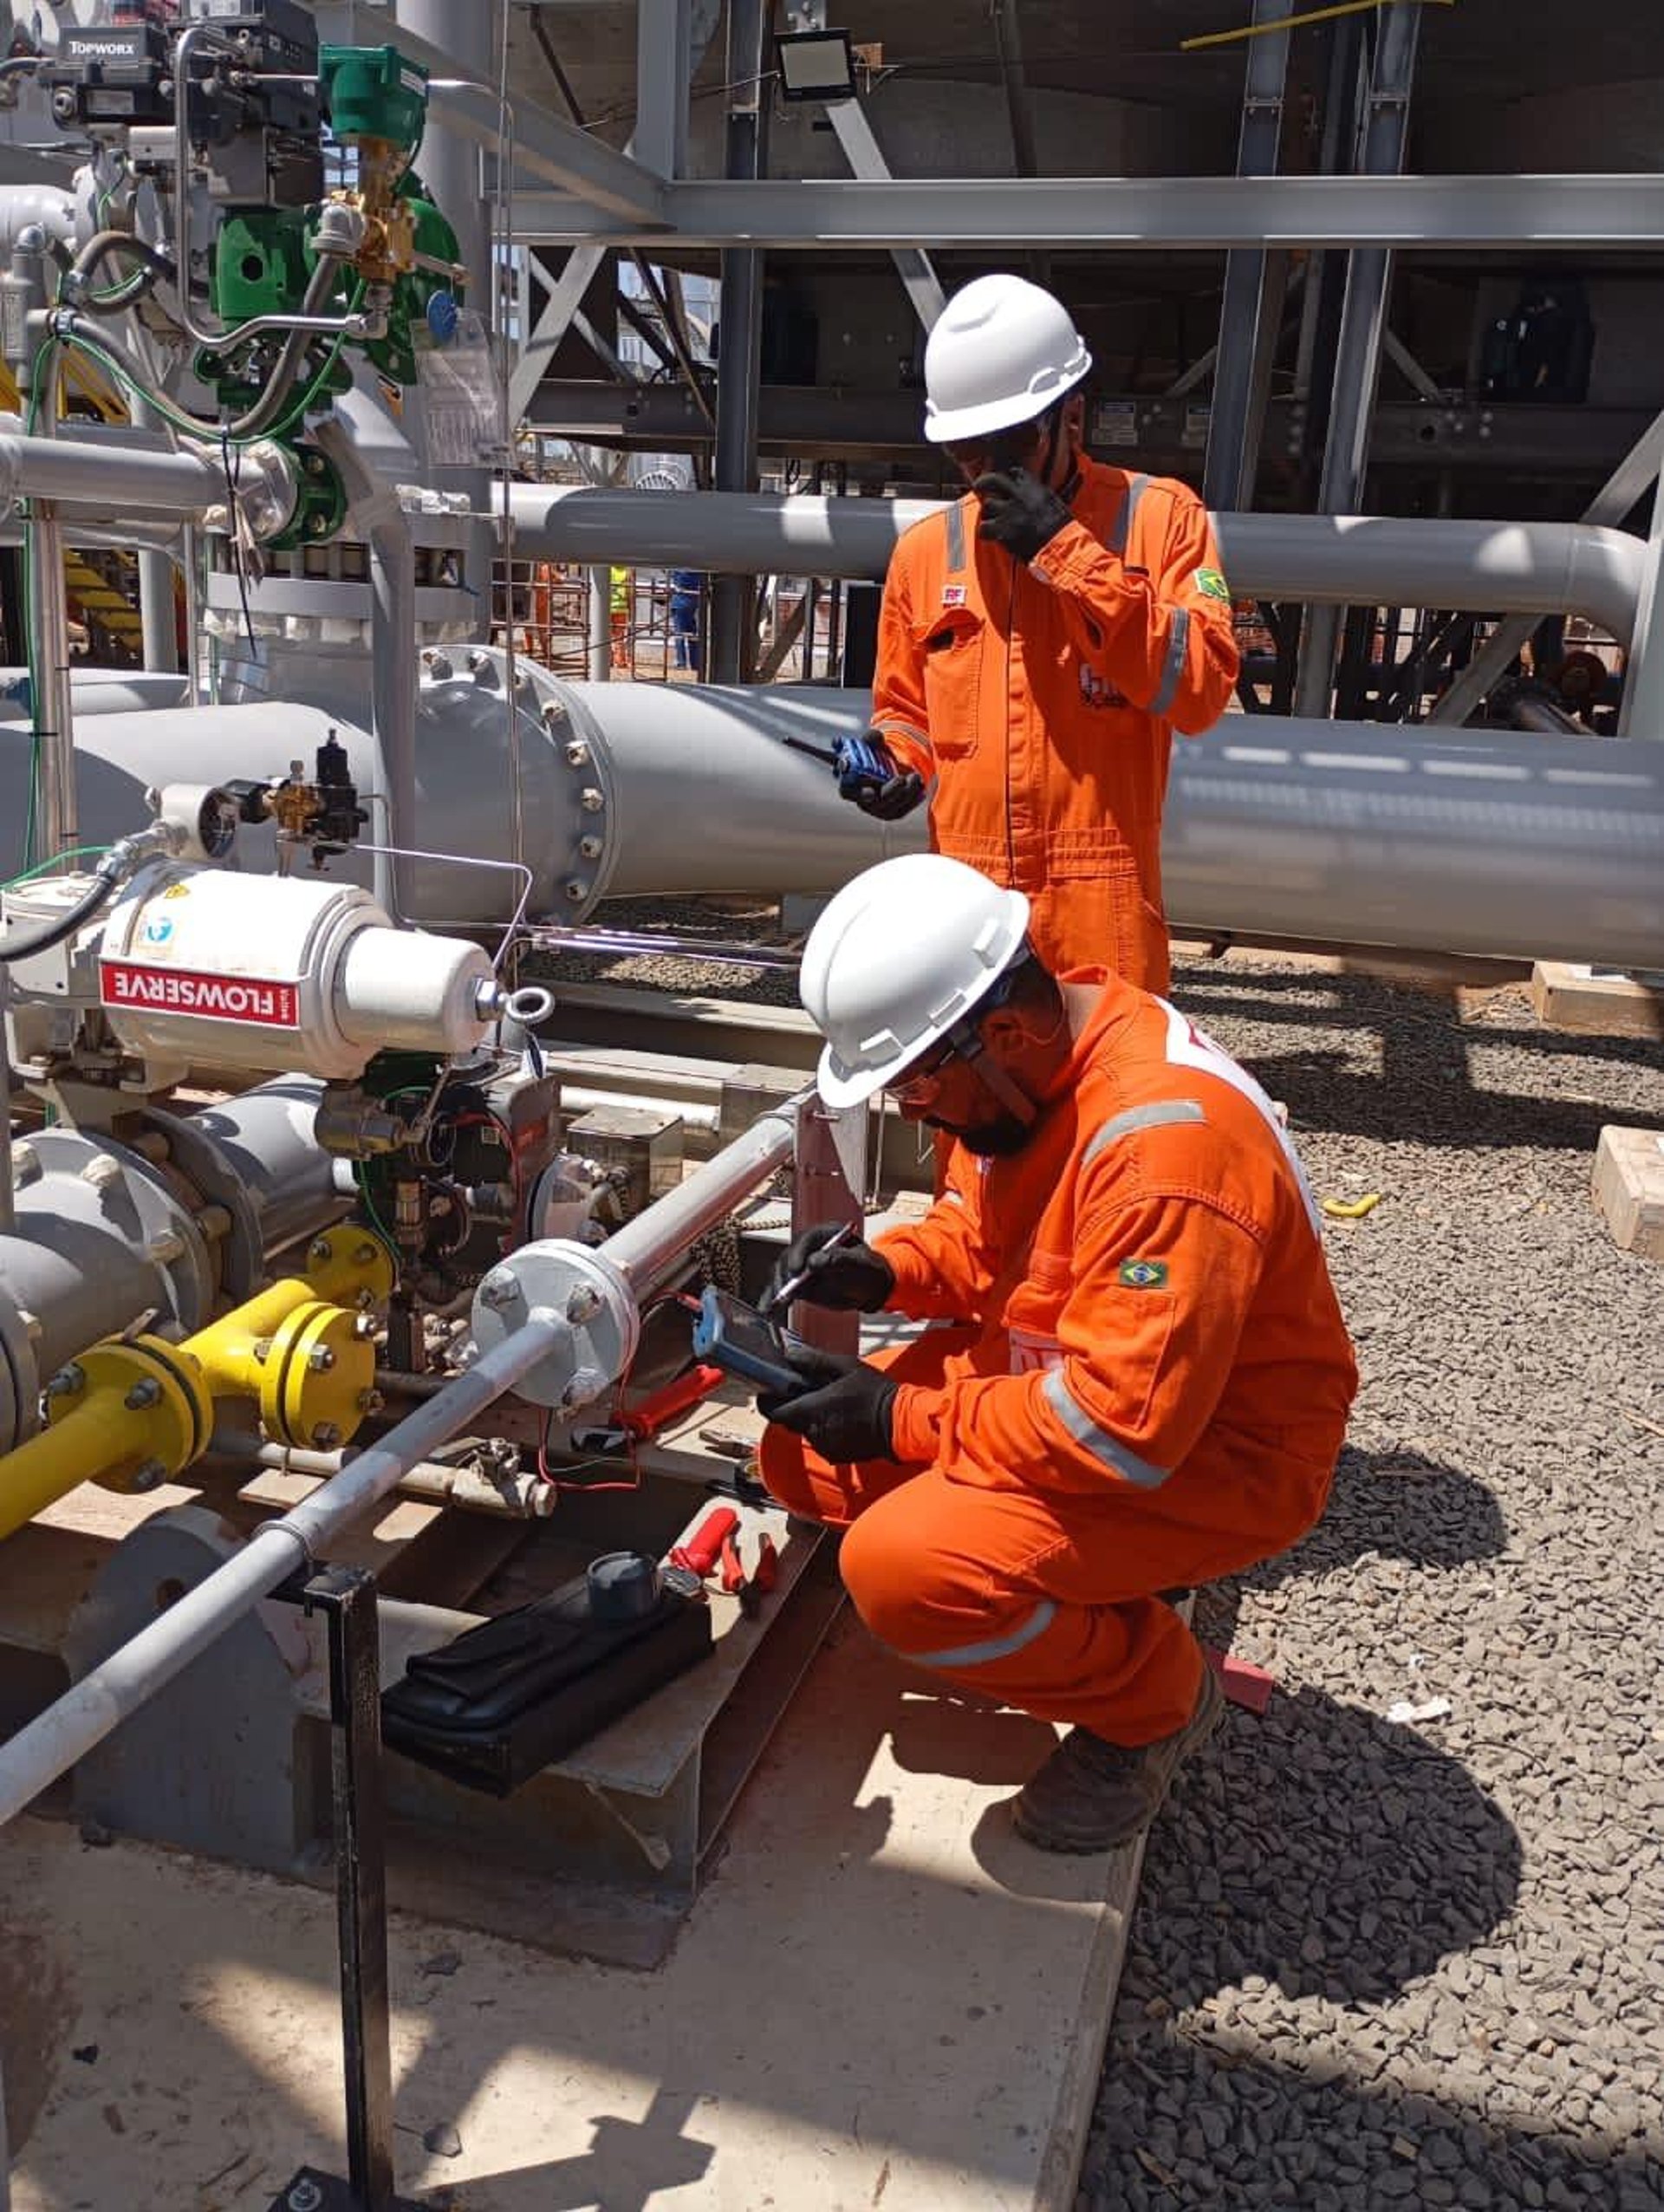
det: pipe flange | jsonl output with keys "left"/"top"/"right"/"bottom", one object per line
{"left": 262, "top": 1302, "right": 377, "bottom": 1453}
{"left": 301, "top": 1228, "right": 397, "bottom": 1311}
{"left": 518, "top": 668, "right": 619, "bottom": 917}
{"left": 29, "top": 1128, "right": 217, "bottom": 1336}
{"left": 0, "top": 1285, "right": 39, "bottom": 1453}
{"left": 45, "top": 1336, "right": 213, "bottom": 1492}
{"left": 137, "top": 1104, "right": 264, "bottom": 1303}
{"left": 469, "top": 1240, "right": 638, "bottom": 1410}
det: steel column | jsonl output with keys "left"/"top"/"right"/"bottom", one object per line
{"left": 709, "top": 0, "right": 770, "bottom": 684}
{"left": 1296, "top": 2, "right": 1423, "bottom": 718}
{"left": 267, "top": 1566, "right": 403, "bottom": 2212}
{"left": 634, "top": 0, "right": 692, "bottom": 179}
{"left": 588, "top": 563, "right": 612, "bottom": 680}
{"left": 1202, "top": 0, "right": 1292, "bottom": 515}
{"left": 788, "top": 1095, "right": 865, "bottom": 1356}
{"left": 130, "top": 398, "right": 182, "bottom": 675}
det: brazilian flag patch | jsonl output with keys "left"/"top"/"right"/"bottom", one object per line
{"left": 1192, "top": 566, "right": 1232, "bottom": 603}
{"left": 1118, "top": 1259, "right": 1169, "bottom": 1289}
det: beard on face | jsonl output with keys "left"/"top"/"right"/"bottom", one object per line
{"left": 924, "top": 1110, "right": 1032, "bottom": 1157}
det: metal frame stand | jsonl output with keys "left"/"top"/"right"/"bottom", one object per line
{"left": 268, "top": 1566, "right": 415, "bottom": 2212}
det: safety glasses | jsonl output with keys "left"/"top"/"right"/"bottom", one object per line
{"left": 885, "top": 950, "right": 1037, "bottom": 1105}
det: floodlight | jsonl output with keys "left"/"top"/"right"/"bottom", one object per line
{"left": 775, "top": 28, "right": 857, "bottom": 102}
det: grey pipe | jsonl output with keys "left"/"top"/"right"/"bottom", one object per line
{"left": 0, "top": 1309, "right": 568, "bottom": 1828}
{"left": 0, "top": 1077, "right": 345, "bottom": 1450}
{"left": 505, "top": 490, "right": 1647, "bottom": 643}
{"left": 130, "top": 396, "right": 184, "bottom": 675}
{"left": 6, "top": 675, "right": 1662, "bottom": 971}
{"left": 602, "top": 1101, "right": 797, "bottom": 1300}
{"left": 316, "top": 394, "right": 418, "bottom": 918}
{"left": 0, "top": 427, "right": 224, "bottom": 516}
{"left": 396, "top": 0, "right": 495, "bottom": 553}
{"left": 0, "top": 670, "right": 192, "bottom": 719}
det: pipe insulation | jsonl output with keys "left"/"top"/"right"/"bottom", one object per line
{"left": 0, "top": 1077, "right": 347, "bottom": 1452}
{"left": 1, "top": 670, "right": 1660, "bottom": 972}
{"left": 505, "top": 490, "right": 1648, "bottom": 641}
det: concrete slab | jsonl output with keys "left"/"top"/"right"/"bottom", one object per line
{"left": 1532, "top": 960, "right": 1664, "bottom": 1040}
{"left": 1593, "top": 1122, "right": 1664, "bottom": 1262}
{"left": 2, "top": 1617, "right": 1143, "bottom": 2212}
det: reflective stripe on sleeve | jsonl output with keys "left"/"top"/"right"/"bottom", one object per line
{"left": 1081, "top": 1096, "right": 1206, "bottom": 1170}
{"left": 1150, "top": 604, "right": 1192, "bottom": 717}
{"left": 1107, "top": 472, "right": 1148, "bottom": 557}
{"left": 907, "top": 1597, "right": 1058, "bottom": 1670}
{"left": 1041, "top": 1368, "right": 1172, "bottom": 1488}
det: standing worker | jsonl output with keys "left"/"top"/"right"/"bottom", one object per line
{"left": 837, "top": 275, "right": 1239, "bottom": 994}
{"left": 608, "top": 563, "right": 631, "bottom": 671}
{"left": 753, "top": 854, "right": 1355, "bottom": 1851}
{"left": 669, "top": 566, "right": 704, "bottom": 673}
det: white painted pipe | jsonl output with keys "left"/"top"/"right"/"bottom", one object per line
{"left": 506, "top": 489, "right": 1648, "bottom": 641}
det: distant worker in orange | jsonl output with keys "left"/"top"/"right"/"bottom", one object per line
{"left": 755, "top": 856, "right": 1355, "bottom": 1851}
{"left": 833, "top": 275, "right": 1238, "bottom": 995}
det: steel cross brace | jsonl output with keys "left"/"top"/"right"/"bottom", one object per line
{"left": 267, "top": 1566, "right": 417, "bottom": 2212}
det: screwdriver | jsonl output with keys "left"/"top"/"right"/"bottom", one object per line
{"left": 761, "top": 1220, "right": 860, "bottom": 1317}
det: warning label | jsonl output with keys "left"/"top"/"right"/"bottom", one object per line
{"left": 100, "top": 961, "right": 301, "bottom": 1029}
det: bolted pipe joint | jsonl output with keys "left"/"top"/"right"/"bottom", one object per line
{"left": 468, "top": 1242, "right": 637, "bottom": 1412}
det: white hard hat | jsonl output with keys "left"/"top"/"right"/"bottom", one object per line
{"left": 801, "top": 855, "right": 1032, "bottom": 1109}
{"left": 923, "top": 274, "right": 1092, "bottom": 446}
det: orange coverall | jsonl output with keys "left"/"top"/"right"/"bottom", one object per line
{"left": 761, "top": 971, "right": 1357, "bottom": 1745}
{"left": 870, "top": 457, "right": 1238, "bottom": 995}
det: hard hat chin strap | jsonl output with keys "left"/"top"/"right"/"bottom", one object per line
{"left": 939, "top": 999, "right": 1039, "bottom": 1128}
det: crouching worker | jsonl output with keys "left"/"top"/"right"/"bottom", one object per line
{"left": 756, "top": 853, "right": 1357, "bottom": 1851}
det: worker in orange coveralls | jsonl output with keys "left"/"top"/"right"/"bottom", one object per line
{"left": 834, "top": 273, "right": 1238, "bottom": 997}
{"left": 755, "top": 854, "right": 1356, "bottom": 1851}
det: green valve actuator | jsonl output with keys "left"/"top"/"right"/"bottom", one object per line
{"left": 318, "top": 43, "right": 430, "bottom": 156}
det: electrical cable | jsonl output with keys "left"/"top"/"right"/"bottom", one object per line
{"left": 0, "top": 869, "right": 116, "bottom": 966}
{"left": 3, "top": 845, "right": 110, "bottom": 888}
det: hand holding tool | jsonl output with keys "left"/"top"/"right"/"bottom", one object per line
{"left": 757, "top": 1346, "right": 900, "bottom": 1463}
{"left": 833, "top": 731, "right": 926, "bottom": 823}
{"left": 762, "top": 1220, "right": 894, "bottom": 1317}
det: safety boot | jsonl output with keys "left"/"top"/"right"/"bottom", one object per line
{"left": 1011, "top": 1665, "right": 1225, "bottom": 1853}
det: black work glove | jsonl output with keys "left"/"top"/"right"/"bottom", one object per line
{"left": 834, "top": 731, "right": 927, "bottom": 823}
{"left": 764, "top": 1223, "right": 896, "bottom": 1314}
{"left": 757, "top": 1347, "right": 900, "bottom": 1464}
{"left": 973, "top": 465, "right": 1072, "bottom": 563}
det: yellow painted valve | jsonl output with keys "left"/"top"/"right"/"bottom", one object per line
{"left": 0, "top": 1226, "right": 397, "bottom": 1539}
{"left": 0, "top": 1335, "right": 213, "bottom": 1540}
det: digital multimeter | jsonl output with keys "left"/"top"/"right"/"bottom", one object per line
{"left": 691, "top": 1285, "right": 811, "bottom": 1397}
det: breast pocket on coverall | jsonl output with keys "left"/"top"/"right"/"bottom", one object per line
{"left": 918, "top": 608, "right": 983, "bottom": 759}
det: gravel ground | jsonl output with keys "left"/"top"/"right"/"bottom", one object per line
{"left": 555, "top": 904, "right": 1664, "bottom": 2210}
{"left": 1089, "top": 958, "right": 1664, "bottom": 2212}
